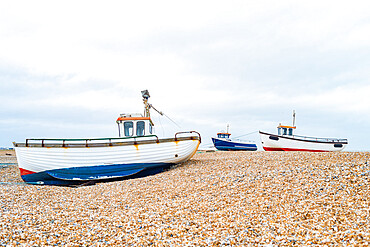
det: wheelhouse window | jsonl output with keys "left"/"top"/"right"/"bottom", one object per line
{"left": 149, "top": 123, "right": 153, "bottom": 134}
{"left": 124, "top": 121, "right": 133, "bottom": 136}
{"left": 283, "top": 128, "right": 287, "bottom": 135}
{"left": 288, "top": 128, "right": 293, "bottom": 136}
{"left": 136, "top": 121, "right": 145, "bottom": 136}
{"left": 218, "top": 134, "right": 230, "bottom": 138}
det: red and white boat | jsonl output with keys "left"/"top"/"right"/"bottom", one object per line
{"left": 259, "top": 112, "right": 348, "bottom": 152}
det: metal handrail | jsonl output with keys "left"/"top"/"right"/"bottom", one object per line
{"left": 174, "top": 131, "right": 201, "bottom": 143}
{"left": 25, "top": 135, "right": 160, "bottom": 147}
{"left": 288, "top": 134, "right": 348, "bottom": 143}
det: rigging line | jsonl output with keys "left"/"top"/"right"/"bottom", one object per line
{"left": 163, "top": 113, "right": 182, "bottom": 129}
{"left": 149, "top": 103, "right": 182, "bottom": 129}
{"left": 158, "top": 115, "right": 165, "bottom": 136}
{"left": 233, "top": 131, "right": 259, "bottom": 139}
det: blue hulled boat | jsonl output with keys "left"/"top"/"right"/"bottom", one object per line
{"left": 212, "top": 132, "right": 257, "bottom": 151}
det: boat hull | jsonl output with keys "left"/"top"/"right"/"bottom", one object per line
{"left": 14, "top": 135, "right": 200, "bottom": 185}
{"left": 211, "top": 138, "right": 257, "bottom": 151}
{"left": 259, "top": 131, "right": 347, "bottom": 152}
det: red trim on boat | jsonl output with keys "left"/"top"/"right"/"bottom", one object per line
{"left": 19, "top": 168, "right": 36, "bottom": 175}
{"left": 263, "top": 147, "right": 329, "bottom": 152}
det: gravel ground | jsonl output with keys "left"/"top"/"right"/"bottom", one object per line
{"left": 0, "top": 151, "right": 369, "bottom": 246}
{"left": 0, "top": 150, "right": 16, "bottom": 164}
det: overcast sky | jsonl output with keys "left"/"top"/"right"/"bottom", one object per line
{"left": 1, "top": 0, "right": 370, "bottom": 151}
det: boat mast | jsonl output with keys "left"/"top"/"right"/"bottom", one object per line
{"left": 292, "top": 110, "right": 296, "bottom": 127}
{"left": 141, "top": 90, "right": 151, "bottom": 118}
{"left": 141, "top": 89, "right": 181, "bottom": 129}
{"left": 141, "top": 89, "right": 164, "bottom": 126}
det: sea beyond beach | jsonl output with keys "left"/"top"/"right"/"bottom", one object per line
{"left": 0, "top": 150, "right": 369, "bottom": 246}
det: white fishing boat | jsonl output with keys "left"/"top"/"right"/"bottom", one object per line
{"left": 13, "top": 90, "right": 201, "bottom": 185}
{"left": 259, "top": 111, "right": 348, "bottom": 152}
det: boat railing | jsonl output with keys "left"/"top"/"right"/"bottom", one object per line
{"left": 290, "top": 134, "right": 348, "bottom": 143}
{"left": 175, "top": 131, "right": 201, "bottom": 143}
{"left": 23, "top": 135, "right": 160, "bottom": 147}
{"left": 16, "top": 131, "right": 202, "bottom": 147}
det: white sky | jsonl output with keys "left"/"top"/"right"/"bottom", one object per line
{"left": 1, "top": 0, "right": 370, "bottom": 150}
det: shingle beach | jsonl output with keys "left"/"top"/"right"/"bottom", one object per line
{"left": 0, "top": 150, "right": 369, "bottom": 246}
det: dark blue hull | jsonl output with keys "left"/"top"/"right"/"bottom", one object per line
{"left": 21, "top": 162, "right": 172, "bottom": 186}
{"left": 211, "top": 138, "right": 257, "bottom": 151}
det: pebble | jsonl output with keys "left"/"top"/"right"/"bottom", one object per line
{"left": 0, "top": 151, "right": 369, "bottom": 245}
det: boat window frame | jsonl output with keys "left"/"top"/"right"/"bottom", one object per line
{"left": 136, "top": 121, "right": 145, "bottom": 136}
{"left": 124, "top": 121, "right": 134, "bottom": 137}
{"left": 149, "top": 122, "right": 153, "bottom": 134}
{"left": 288, "top": 128, "right": 293, "bottom": 136}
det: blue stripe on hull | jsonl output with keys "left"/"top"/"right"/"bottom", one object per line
{"left": 21, "top": 162, "right": 172, "bottom": 186}
{"left": 212, "top": 138, "right": 257, "bottom": 151}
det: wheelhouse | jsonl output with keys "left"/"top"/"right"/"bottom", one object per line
{"left": 116, "top": 113, "right": 154, "bottom": 137}
{"left": 277, "top": 124, "right": 296, "bottom": 136}
{"left": 217, "top": 132, "right": 231, "bottom": 139}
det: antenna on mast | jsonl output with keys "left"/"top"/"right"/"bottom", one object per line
{"left": 140, "top": 89, "right": 181, "bottom": 128}
{"left": 292, "top": 110, "right": 296, "bottom": 127}
{"left": 141, "top": 89, "right": 151, "bottom": 118}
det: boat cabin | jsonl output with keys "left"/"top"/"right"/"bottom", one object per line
{"left": 116, "top": 113, "right": 154, "bottom": 137}
{"left": 217, "top": 132, "right": 231, "bottom": 139}
{"left": 277, "top": 124, "right": 296, "bottom": 136}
